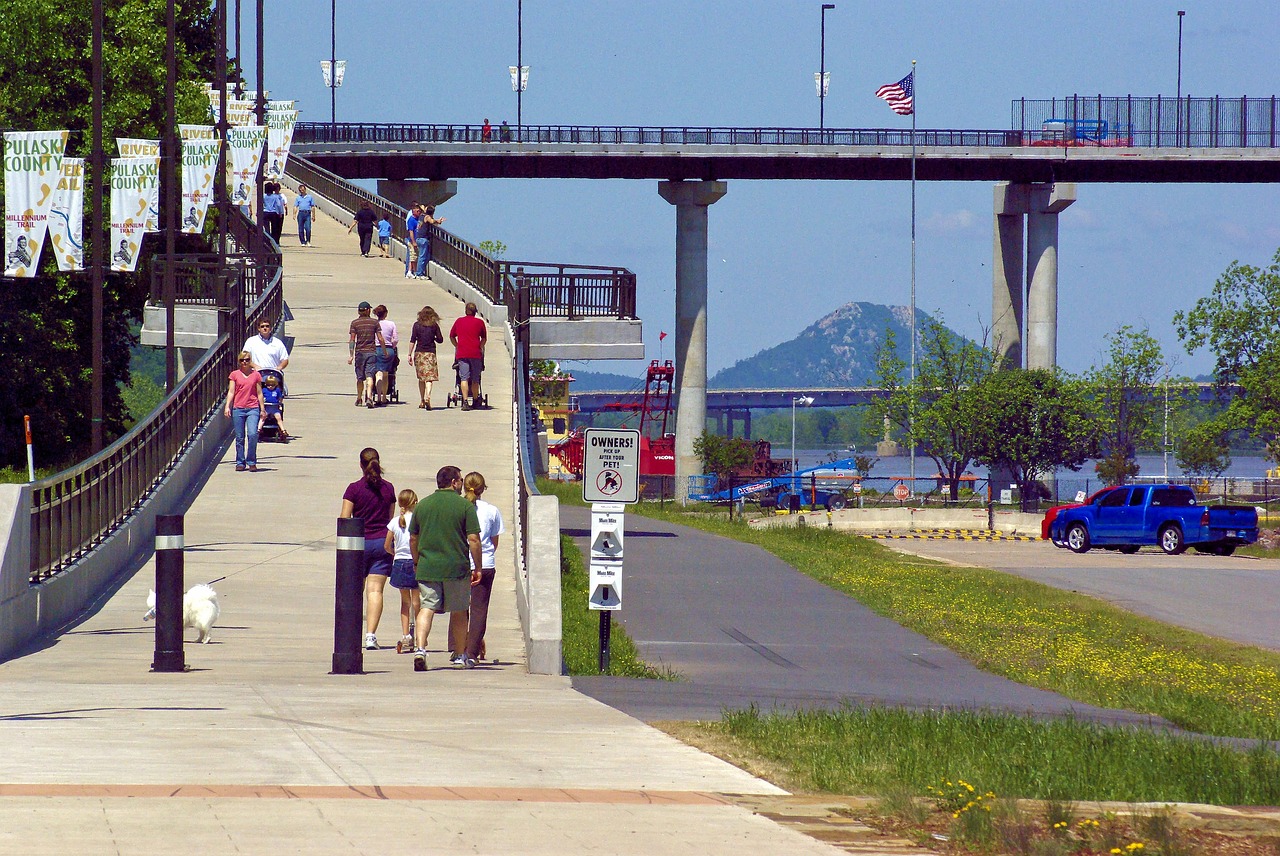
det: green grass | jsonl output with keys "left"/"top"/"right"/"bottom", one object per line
{"left": 558, "top": 534, "right": 675, "bottom": 679}
{"left": 0, "top": 465, "right": 61, "bottom": 484}
{"left": 701, "top": 705, "right": 1280, "bottom": 806}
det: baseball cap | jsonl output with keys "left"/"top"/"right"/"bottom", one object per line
{"left": 358, "top": 301, "right": 372, "bottom": 310}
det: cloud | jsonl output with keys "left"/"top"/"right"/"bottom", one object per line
{"left": 923, "top": 209, "right": 978, "bottom": 235}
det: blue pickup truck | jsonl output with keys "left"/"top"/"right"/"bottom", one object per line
{"left": 1047, "top": 484, "right": 1258, "bottom": 556}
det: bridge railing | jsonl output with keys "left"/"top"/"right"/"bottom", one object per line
{"left": 30, "top": 207, "right": 282, "bottom": 583}
{"left": 1014, "top": 95, "right": 1280, "bottom": 148}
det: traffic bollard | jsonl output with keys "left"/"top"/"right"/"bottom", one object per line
{"left": 332, "top": 517, "right": 365, "bottom": 675}
{"left": 151, "top": 514, "right": 186, "bottom": 672}
{"left": 598, "top": 610, "right": 612, "bottom": 674}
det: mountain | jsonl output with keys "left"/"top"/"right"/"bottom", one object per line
{"left": 709, "top": 302, "right": 965, "bottom": 389}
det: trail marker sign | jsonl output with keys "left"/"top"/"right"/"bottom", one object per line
{"left": 582, "top": 428, "right": 640, "bottom": 504}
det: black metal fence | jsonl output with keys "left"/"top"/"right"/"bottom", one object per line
{"left": 1013, "top": 95, "right": 1280, "bottom": 148}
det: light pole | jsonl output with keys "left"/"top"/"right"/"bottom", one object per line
{"left": 818, "top": 4, "right": 835, "bottom": 130}
{"left": 330, "top": 0, "right": 336, "bottom": 130}
{"left": 791, "top": 395, "right": 814, "bottom": 502}
{"left": 510, "top": 0, "right": 528, "bottom": 135}
{"left": 1176, "top": 10, "right": 1185, "bottom": 146}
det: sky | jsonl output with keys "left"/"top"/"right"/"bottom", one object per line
{"left": 249, "top": 0, "right": 1280, "bottom": 379}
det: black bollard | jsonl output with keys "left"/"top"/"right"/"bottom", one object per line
{"left": 332, "top": 517, "right": 365, "bottom": 674}
{"left": 151, "top": 514, "right": 186, "bottom": 672}
{"left": 597, "top": 608, "right": 612, "bottom": 674}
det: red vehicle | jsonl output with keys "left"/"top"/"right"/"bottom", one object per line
{"left": 1041, "top": 487, "right": 1118, "bottom": 543}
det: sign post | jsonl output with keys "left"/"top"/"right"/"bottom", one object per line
{"left": 582, "top": 428, "right": 639, "bottom": 673}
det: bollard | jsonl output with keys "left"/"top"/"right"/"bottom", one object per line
{"left": 332, "top": 517, "right": 365, "bottom": 675}
{"left": 597, "top": 610, "right": 612, "bottom": 674}
{"left": 151, "top": 514, "right": 186, "bottom": 672}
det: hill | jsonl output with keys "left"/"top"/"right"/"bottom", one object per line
{"left": 709, "top": 302, "right": 967, "bottom": 389}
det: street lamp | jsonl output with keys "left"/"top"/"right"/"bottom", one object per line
{"left": 791, "top": 395, "right": 814, "bottom": 502}
{"left": 510, "top": 0, "right": 529, "bottom": 135}
{"left": 1176, "top": 10, "right": 1185, "bottom": 145}
{"left": 817, "top": 4, "right": 835, "bottom": 130}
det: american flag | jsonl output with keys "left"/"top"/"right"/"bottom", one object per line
{"left": 875, "top": 71, "right": 914, "bottom": 116}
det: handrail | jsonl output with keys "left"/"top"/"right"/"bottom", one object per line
{"left": 30, "top": 206, "right": 283, "bottom": 582}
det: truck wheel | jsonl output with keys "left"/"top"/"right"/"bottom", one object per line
{"left": 1066, "top": 523, "right": 1090, "bottom": 554}
{"left": 1118, "top": 545, "right": 1140, "bottom": 554}
{"left": 1159, "top": 525, "right": 1186, "bottom": 555}
{"left": 1213, "top": 544, "right": 1236, "bottom": 557}
{"left": 827, "top": 495, "right": 847, "bottom": 511}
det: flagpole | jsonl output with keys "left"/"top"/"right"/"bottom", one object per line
{"left": 908, "top": 59, "right": 917, "bottom": 496}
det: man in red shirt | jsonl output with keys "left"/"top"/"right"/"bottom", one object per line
{"left": 449, "top": 302, "right": 487, "bottom": 411}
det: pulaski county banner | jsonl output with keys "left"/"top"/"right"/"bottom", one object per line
{"left": 117, "top": 139, "right": 160, "bottom": 231}
{"left": 227, "top": 125, "right": 267, "bottom": 210}
{"left": 265, "top": 101, "right": 298, "bottom": 182}
{"left": 48, "top": 157, "right": 84, "bottom": 272}
{"left": 109, "top": 156, "right": 159, "bottom": 273}
{"left": 4, "top": 130, "right": 69, "bottom": 277}
{"left": 181, "top": 137, "right": 220, "bottom": 233}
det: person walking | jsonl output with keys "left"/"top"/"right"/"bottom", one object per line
{"left": 348, "top": 201, "right": 376, "bottom": 257}
{"left": 349, "top": 301, "right": 387, "bottom": 408}
{"left": 404, "top": 204, "right": 420, "bottom": 278}
{"left": 223, "top": 351, "right": 265, "bottom": 472}
{"left": 384, "top": 488, "right": 421, "bottom": 654}
{"left": 261, "top": 181, "right": 286, "bottom": 242}
{"left": 462, "top": 471, "right": 504, "bottom": 668}
{"left": 449, "top": 301, "right": 487, "bottom": 410}
{"left": 340, "top": 447, "right": 396, "bottom": 651}
{"left": 376, "top": 212, "right": 392, "bottom": 258}
{"left": 407, "top": 305, "right": 444, "bottom": 409}
{"left": 242, "top": 318, "right": 290, "bottom": 372}
{"left": 407, "top": 465, "right": 482, "bottom": 672}
{"left": 372, "top": 304, "right": 398, "bottom": 406}
{"left": 294, "top": 183, "right": 315, "bottom": 245}
{"left": 414, "top": 205, "right": 445, "bottom": 279}
{"left": 481, "top": 118, "right": 492, "bottom": 142}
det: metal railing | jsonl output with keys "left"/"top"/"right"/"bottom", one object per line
{"left": 1013, "top": 95, "right": 1280, "bottom": 148}
{"left": 30, "top": 207, "right": 282, "bottom": 582}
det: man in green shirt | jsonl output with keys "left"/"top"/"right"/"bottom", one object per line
{"left": 408, "top": 465, "right": 482, "bottom": 671}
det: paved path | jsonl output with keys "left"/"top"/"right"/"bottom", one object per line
{"left": 888, "top": 540, "right": 1280, "bottom": 651}
{"left": 0, "top": 212, "right": 863, "bottom": 855}
{"left": 563, "top": 506, "right": 1171, "bottom": 728}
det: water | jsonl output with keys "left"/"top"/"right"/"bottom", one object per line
{"left": 793, "top": 450, "right": 1275, "bottom": 481}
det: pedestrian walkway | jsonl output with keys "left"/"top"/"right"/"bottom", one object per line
{"left": 0, "top": 211, "right": 858, "bottom": 854}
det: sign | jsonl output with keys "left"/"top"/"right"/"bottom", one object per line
{"left": 851, "top": 482, "right": 862, "bottom": 494}
{"left": 892, "top": 483, "right": 910, "bottom": 501}
{"left": 582, "top": 428, "right": 639, "bottom": 504}
{"left": 589, "top": 504, "right": 624, "bottom": 611}
{"left": 1000, "top": 488, "right": 1013, "bottom": 505}
{"left": 1074, "top": 490, "right": 1087, "bottom": 503}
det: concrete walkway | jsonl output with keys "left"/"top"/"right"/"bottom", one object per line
{"left": 0, "top": 212, "right": 858, "bottom": 854}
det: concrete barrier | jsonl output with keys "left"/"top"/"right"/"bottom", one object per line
{"left": 519, "top": 495, "right": 563, "bottom": 675}
{"left": 749, "top": 506, "right": 1043, "bottom": 535}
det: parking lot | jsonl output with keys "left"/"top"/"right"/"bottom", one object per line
{"left": 886, "top": 539, "right": 1280, "bottom": 651}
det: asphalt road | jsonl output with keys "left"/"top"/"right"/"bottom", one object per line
{"left": 890, "top": 540, "right": 1280, "bottom": 651}
{"left": 563, "top": 505, "right": 1170, "bottom": 727}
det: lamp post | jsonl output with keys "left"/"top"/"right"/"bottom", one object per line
{"left": 511, "top": 0, "right": 528, "bottom": 134}
{"left": 791, "top": 395, "right": 814, "bottom": 501}
{"left": 330, "top": 0, "right": 336, "bottom": 130}
{"left": 1176, "top": 10, "right": 1185, "bottom": 146}
{"left": 818, "top": 3, "right": 835, "bottom": 130}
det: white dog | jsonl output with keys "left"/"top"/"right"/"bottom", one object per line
{"left": 143, "top": 584, "right": 220, "bottom": 643}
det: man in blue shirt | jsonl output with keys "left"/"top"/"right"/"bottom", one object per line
{"left": 295, "top": 184, "right": 315, "bottom": 246}
{"left": 404, "top": 203, "right": 420, "bottom": 278}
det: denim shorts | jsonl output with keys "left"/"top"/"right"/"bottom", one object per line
{"left": 389, "top": 558, "right": 417, "bottom": 590}
{"left": 353, "top": 351, "right": 378, "bottom": 381}
{"left": 363, "top": 538, "right": 392, "bottom": 577}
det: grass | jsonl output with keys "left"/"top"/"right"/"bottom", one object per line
{"left": 558, "top": 534, "right": 674, "bottom": 679}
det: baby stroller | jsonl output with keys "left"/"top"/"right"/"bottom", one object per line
{"left": 445, "top": 360, "right": 489, "bottom": 409}
{"left": 385, "top": 352, "right": 401, "bottom": 404}
{"left": 257, "top": 368, "right": 288, "bottom": 442}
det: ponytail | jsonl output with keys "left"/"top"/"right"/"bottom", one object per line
{"left": 359, "top": 447, "right": 382, "bottom": 489}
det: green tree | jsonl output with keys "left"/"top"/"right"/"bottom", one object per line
{"left": 692, "top": 431, "right": 754, "bottom": 490}
{"left": 1176, "top": 421, "right": 1232, "bottom": 479}
{"left": 970, "top": 369, "right": 1097, "bottom": 510}
{"left": 873, "top": 320, "right": 999, "bottom": 500}
{"left": 1175, "top": 248, "right": 1280, "bottom": 462}
{"left": 0, "top": 0, "right": 216, "bottom": 467}
{"left": 1084, "top": 324, "right": 1166, "bottom": 483}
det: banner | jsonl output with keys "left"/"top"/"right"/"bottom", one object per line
{"left": 226, "top": 99, "right": 256, "bottom": 126}
{"left": 4, "top": 130, "right": 69, "bottom": 277}
{"left": 117, "top": 139, "right": 160, "bottom": 230}
{"left": 48, "top": 157, "right": 84, "bottom": 272}
{"left": 265, "top": 102, "right": 298, "bottom": 182}
{"left": 181, "top": 138, "right": 220, "bottom": 233}
{"left": 207, "top": 88, "right": 220, "bottom": 123}
{"left": 109, "top": 156, "right": 159, "bottom": 273}
{"left": 179, "top": 124, "right": 218, "bottom": 141}
{"left": 226, "top": 125, "right": 266, "bottom": 210}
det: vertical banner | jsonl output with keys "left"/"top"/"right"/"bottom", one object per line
{"left": 207, "top": 88, "right": 221, "bottom": 123}
{"left": 226, "top": 125, "right": 266, "bottom": 210}
{"left": 4, "top": 130, "right": 69, "bottom": 277}
{"left": 117, "top": 139, "right": 160, "bottom": 231}
{"left": 226, "top": 99, "right": 255, "bottom": 126}
{"left": 265, "top": 101, "right": 298, "bottom": 181}
{"left": 180, "top": 138, "right": 220, "bottom": 233}
{"left": 48, "top": 157, "right": 85, "bottom": 272}
{"left": 109, "top": 156, "right": 159, "bottom": 272}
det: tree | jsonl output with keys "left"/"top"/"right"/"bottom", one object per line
{"left": 970, "top": 369, "right": 1097, "bottom": 509}
{"left": 1083, "top": 324, "right": 1165, "bottom": 483}
{"left": 873, "top": 319, "right": 999, "bottom": 500}
{"left": 0, "top": 0, "right": 216, "bottom": 467}
{"left": 1175, "top": 248, "right": 1280, "bottom": 462}
{"left": 1176, "top": 421, "right": 1232, "bottom": 479}
{"left": 692, "top": 431, "right": 754, "bottom": 490}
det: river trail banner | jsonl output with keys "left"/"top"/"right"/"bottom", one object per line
{"left": 180, "top": 124, "right": 218, "bottom": 141}
{"left": 226, "top": 99, "right": 256, "bottom": 126}
{"left": 109, "top": 156, "right": 159, "bottom": 273}
{"left": 117, "top": 139, "right": 160, "bottom": 231}
{"left": 4, "top": 130, "right": 69, "bottom": 277}
{"left": 265, "top": 101, "right": 298, "bottom": 181}
{"left": 227, "top": 126, "right": 266, "bottom": 210}
{"left": 48, "top": 158, "right": 84, "bottom": 272}
{"left": 206, "top": 87, "right": 220, "bottom": 123}
{"left": 181, "top": 138, "right": 220, "bottom": 233}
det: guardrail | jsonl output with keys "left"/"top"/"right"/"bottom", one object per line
{"left": 30, "top": 207, "right": 282, "bottom": 583}
{"left": 1014, "top": 95, "right": 1280, "bottom": 148}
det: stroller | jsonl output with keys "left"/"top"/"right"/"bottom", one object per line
{"left": 445, "top": 360, "right": 489, "bottom": 409}
{"left": 257, "top": 368, "right": 288, "bottom": 442}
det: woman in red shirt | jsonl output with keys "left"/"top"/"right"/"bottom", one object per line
{"left": 224, "top": 351, "right": 265, "bottom": 472}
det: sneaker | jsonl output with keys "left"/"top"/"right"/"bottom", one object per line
{"left": 396, "top": 635, "right": 413, "bottom": 654}
{"left": 449, "top": 652, "right": 465, "bottom": 668}
{"left": 235, "top": 464, "right": 246, "bottom": 472}
{"left": 355, "top": 397, "right": 363, "bottom": 407}
{"left": 413, "top": 650, "right": 427, "bottom": 671}
{"left": 460, "top": 400, "right": 471, "bottom": 412}
{"left": 364, "top": 632, "right": 377, "bottom": 650}
{"left": 462, "top": 656, "right": 478, "bottom": 670}
{"left": 248, "top": 465, "right": 259, "bottom": 472}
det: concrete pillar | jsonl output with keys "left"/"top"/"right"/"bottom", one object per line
{"left": 375, "top": 179, "right": 458, "bottom": 211}
{"left": 658, "top": 180, "right": 727, "bottom": 503}
{"left": 992, "top": 183, "right": 1027, "bottom": 369}
{"left": 1025, "top": 183, "right": 1075, "bottom": 371}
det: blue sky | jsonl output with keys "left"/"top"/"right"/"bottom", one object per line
{"left": 253, "top": 0, "right": 1280, "bottom": 378}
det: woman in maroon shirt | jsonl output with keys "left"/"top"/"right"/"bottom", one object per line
{"left": 340, "top": 447, "right": 396, "bottom": 650}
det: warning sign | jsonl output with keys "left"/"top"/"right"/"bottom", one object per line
{"left": 582, "top": 428, "right": 639, "bottom": 504}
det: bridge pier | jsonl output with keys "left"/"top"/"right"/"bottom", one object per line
{"left": 375, "top": 179, "right": 458, "bottom": 211}
{"left": 992, "top": 182, "right": 1075, "bottom": 370}
{"left": 658, "top": 179, "right": 727, "bottom": 503}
